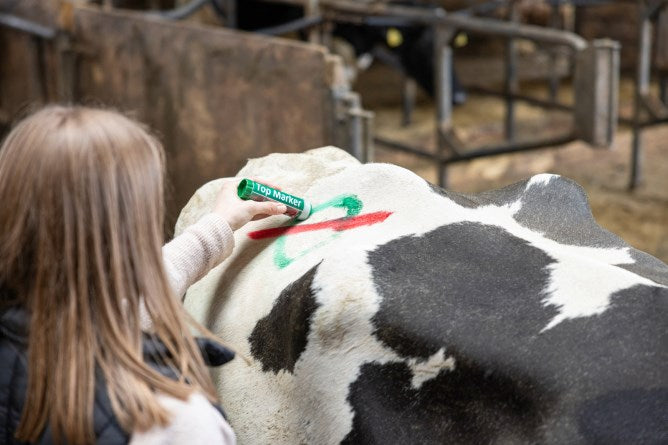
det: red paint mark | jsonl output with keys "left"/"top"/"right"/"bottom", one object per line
{"left": 248, "top": 211, "right": 393, "bottom": 240}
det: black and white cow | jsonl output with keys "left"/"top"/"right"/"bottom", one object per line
{"left": 177, "top": 146, "right": 668, "bottom": 444}
{"left": 173, "top": 0, "right": 466, "bottom": 101}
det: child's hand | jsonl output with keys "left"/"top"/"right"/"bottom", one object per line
{"left": 213, "top": 179, "right": 288, "bottom": 231}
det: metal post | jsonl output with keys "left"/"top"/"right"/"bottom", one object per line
{"left": 631, "top": 3, "right": 652, "bottom": 189}
{"left": 305, "top": 0, "right": 320, "bottom": 43}
{"left": 56, "top": 33, "right": 76, "bottom": 102}
{"left": 32, "top": 36, "right": 48, "bottom": 103}
{"left": 504, "top": 1, "right": 519, "bottom": 142}
{"left": 573, "top": 39, "right": 620, "bottom": 147}
{"left": 401, "top": 76, "right": 416, "bottom": 127}
{"left": 224, "top": 0, "right": 237, "bottom": 28}
{"left": 434, "top": 24, "right": 453, "bottom": 187}
{"left": 548, "top": 0, "right": 561, "bottom": 102}
{"left": 335, "top": 91, "right": 365, "bottom": 162}
{"left": 657, "top": 6, "right": 668, "bottom": 105}
{"left": 362, "top": 109, "right": 375, "bottom": 163}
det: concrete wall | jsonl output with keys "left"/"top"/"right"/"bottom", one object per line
{"left": 1, "top": 4, "right": 344, "bottom": 228}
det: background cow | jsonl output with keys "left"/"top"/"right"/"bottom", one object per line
{"left": 177, "top": 146, "right": 667, "bottom": 444}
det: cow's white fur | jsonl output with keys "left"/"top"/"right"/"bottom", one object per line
{"left": 177, "top": 146, "right": 664, "bottom": 444}
{"left": 407, "top": 348, "right": 456, "bottom": 389}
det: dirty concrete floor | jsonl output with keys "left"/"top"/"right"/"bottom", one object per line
{"left": 364, "top": 71, "right": 668, "bottom": 264}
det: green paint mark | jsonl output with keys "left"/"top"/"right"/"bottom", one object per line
{"left": 273, "top": 194, "right": 362, "bottom": 268}
{"left": 311, "top": 194, "right": 363, "bottom": 217}
{"left": 273, "top": 232, "right": 342, "bottom": 268}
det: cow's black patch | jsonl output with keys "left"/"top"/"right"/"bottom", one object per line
{"left": 513, "top": 176, "right": 625, "bottom": 249}
{"left": 342, "top": 358, "right": 552, "bottom": 445}
{"left": 578, "top": 388, "right": 668, "bottom": 444}
{"left": 430, "top": 176, "right": 637, "bottom": 252}
{"left": 248, "top": 264, "right": 321, "bottom": 373}
{"left": 621, "top": 249, "right": 668, "bottom": 287}
{"left": 428, "top": 182, "right": 478, "bottom": 209}
{"left": 369, "top": 222, "right": 557, "bottom": 359}
{"left": 351, "top": 223, "right": 668, "bottom": 443}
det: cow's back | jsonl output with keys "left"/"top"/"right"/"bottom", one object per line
{"left": 178, "top": 147, "right": 668, "bottom": 444}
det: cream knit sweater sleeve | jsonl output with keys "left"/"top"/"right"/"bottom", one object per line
{"left": 162, "top": 212, "right": 235, "bottom": 299}
{"left": 139, "top": 212, "right": 234, "bottom": 330}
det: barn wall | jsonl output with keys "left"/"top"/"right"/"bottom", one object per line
{"left": 72, "top": 7, "right": 339, "bottom": 227}
{"left": 0, "top": 0, "right": 62, "bottom": 121}
{"left": 1, "top": 4, "right": 342, "bottom": 229}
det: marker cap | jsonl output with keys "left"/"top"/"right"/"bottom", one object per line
{"left": 297, "top": 200, "right": 312, "bottom": 221}
{"left": 237, "top": 179, "right": 254, "bottom": 200}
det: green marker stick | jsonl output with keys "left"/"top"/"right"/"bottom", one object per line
{"left": 237, "top": 178, "right": 312, "bottom": 221}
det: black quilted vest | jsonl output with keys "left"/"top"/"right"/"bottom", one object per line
{"left": 0, "top": 305, "right": 234, "bottom": 445}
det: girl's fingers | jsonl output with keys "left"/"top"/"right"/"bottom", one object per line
{"left": 251, "top": 201, "right": 287, "bottom": 216}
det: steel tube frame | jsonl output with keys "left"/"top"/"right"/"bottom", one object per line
{"left": 0, "top": 13, "right": 57, "bottom": 39}
{"left": 291, "top": 0, "right": 589, "bottom": 186}
{"left": 504, "top": 1, "right": 519, "bottom": 142}
{"left": 374, "top": 132, "right": 576, "bottom": 164}
{"left": 630, "top": 0, "right": 668, "bottom": 189}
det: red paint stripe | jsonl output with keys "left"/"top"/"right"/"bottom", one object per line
{"left": 247, "top": 211, "right": 393, "bottom": 240}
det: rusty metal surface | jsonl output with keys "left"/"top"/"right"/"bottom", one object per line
{"left": 72, "top": 6, "right": 336, "bottom": 226}
{"left": 0, "top": 0, "right": 61, "bottom": 26}
{"left": 656, "top": 6, "right": 668, "bottom": 71}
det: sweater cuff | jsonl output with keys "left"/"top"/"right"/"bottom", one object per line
{"left": 162, "top": 213, "right": 235, "bottom": 298}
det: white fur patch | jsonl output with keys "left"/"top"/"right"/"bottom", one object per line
{"left": 525, "top": 173, "right": 558, "bottom": 189}
{"left": 407, "top": 348, "right": 456, "bottom": 389}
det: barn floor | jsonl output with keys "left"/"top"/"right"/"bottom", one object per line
{"left": 360, "top": 66, "right": 668, "bottom": 264}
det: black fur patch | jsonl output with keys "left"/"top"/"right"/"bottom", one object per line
{"left": 369, "top": 223, "right": 557, "bottom": 359}
{"left": 248, "top": 264, "right": 320, "bottom": 373}
{"left": 342, "top": 358, "right": 551, "bottom": 444}
{"left": 351, "top": 222, "right": 668, "bottom": 443}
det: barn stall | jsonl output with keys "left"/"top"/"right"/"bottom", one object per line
{"left": 1, "top": 0, "right": 665, "bottom": 262}
{"left": 1, "top": 1, "right": 667, "bottom": 444}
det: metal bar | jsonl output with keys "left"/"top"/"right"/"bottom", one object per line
{"left": 0, "top": 13, "right": 57, "bottom": 39}
{"left": 315, "top": 1, "right": 589, "bottom": 50}
{"left": 631, "top": 3, "right": 652, "bottom": 189}
{"left": 56, "top": 33, "right": 76, "bottom": 102}
{"left": 644, "top": 0, "right": 668, "bottom": 20}
{"left": 374, "top": 137, "right": 441, "bottom": 161}
{"left": 505, "top": 1, "right": 519, "bottom": 142}
{"left": 548, "top": 1, "right": 561, "bottom": 102}
{"left": 32, "top": 36, "right": 48, "bottom": 102}
{"left": 150, "top": 0, "right": 209, "bottom": 20}
{"left": 363, "top": 110, "right": 375, "bottom": 163}
{"left": 401, "top": 76, "right": 416, "bottom": 127}
{"left": 444, "top": 133, "right": 577, "bottom": 163}
{"left": 256, "top": 15, "right": 323, "bottom": 36}
{"left": 305, "top": 0, "right": 321, "bottom": 43}
{"left": 467, "top": 86, "right": 573, "bottom": 112}
{"left": 209, "top": 0, "right": 233, "bottom": 25}
{"left": 375, "top": 133, "right": 577, "bottom": 164}
{"left": 434, "top": 24, "right": 453, "bottom": 187}
{"left": 639, "top": 117, "right": 668, "bottom": 127}
{"left": 335, "top": 90, "right": 365, "bottom": 161}
{"left": 454, "top": 0, "right": 506, "bottom": 17}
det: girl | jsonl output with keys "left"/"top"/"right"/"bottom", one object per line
{"left": 0, "top": 106, "right": 287, "bottom": 444}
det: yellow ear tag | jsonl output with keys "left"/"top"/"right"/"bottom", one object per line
{"left": 454, "top": 32, "right": 468, "bottom": 48}
{"left": 386, "top": 28, "right": 403, "bottom": 48}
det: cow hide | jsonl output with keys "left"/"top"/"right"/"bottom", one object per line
{"left": 177, "top": 146, "right": 668, "bottom": 445}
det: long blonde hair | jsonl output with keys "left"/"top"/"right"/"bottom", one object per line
{"left": 0, "top": 106, "right": 218, "bottom": 444}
